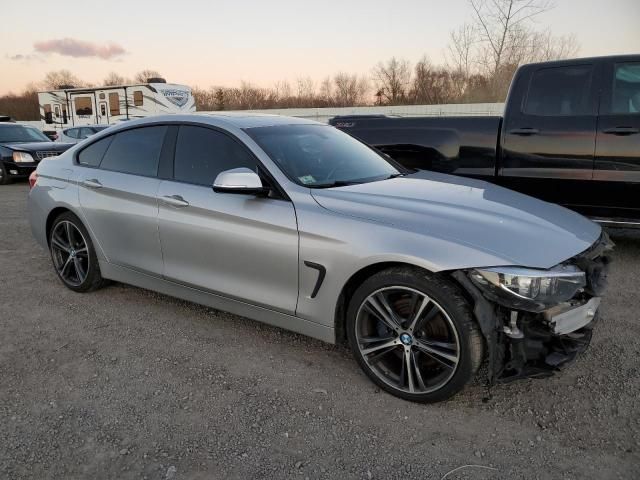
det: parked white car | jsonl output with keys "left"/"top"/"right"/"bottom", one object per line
{"left": 56, "top": 125, "right": 110, "bottom": 143}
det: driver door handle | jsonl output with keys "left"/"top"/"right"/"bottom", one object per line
{"left": 161, "top": 194, "right": 190, "bottom": 208}
{"left": 603, "top": 126, "right": 639, "bottom": 135}
{"left": 509, "top": 128, "right": 539, "bottom": 136}
{"left": 82, "top": 178, "right": 102, "bottom": 189}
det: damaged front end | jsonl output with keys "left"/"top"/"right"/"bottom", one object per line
{"left": 452, "top": 232, "right": 613, "bottom": 384}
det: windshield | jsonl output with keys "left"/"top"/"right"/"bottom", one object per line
{"left": 245, "top": 124, "right": 399, "bottom": 187}
{"left": 0, "top": 125, "right": 50, "bottom": 143}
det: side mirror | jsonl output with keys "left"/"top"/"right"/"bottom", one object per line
{"left": 213, "top": 167, "right": 269, "bottom": 195}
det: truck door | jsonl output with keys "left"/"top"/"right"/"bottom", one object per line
{"left": 500, "top": 63, "right": 599, "bottom": 213}
{"left": 593, "top": 59, "right": 640, "bottom": 222}
{"left": 71, "top": 93, "right": 97, "bottom": 126}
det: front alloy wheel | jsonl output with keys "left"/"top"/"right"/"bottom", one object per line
{"left": 347, "top": 267, "right": 483, "bottom": 403}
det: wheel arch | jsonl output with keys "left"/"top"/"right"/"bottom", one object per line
{"left": 333, "top": 261, "right": 437, "bottom": 345}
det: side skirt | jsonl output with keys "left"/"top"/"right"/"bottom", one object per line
{"left": 100, "top": 262, "right": 336, "bottom": 344}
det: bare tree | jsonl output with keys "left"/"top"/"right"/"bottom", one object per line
{"left": 41, "top": 70, "right": 84, "bottom": 89}
{"left": 333, "top": 73, "right": 368, "bottom": 107}
{"left": 318, "top": 77, "right": 333, "bottom": 106}
{"left": 469, "top": 0, "right": 554, "bottom": 77}
{"left": 103, "top": 72, "right": 129, "bottom": 86}
{"left": 133, "top": 69, "right": 163, "bottom": 83}
{"left": 372, "top": 57, "right": 411, "bottom": 105}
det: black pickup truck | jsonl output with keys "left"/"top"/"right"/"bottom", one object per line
{"left": 331, "top": 55, "right": 640, "bottom": 226}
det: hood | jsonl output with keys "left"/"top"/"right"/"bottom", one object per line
{"left": 5, "top": 142, "right": 73, "bottom": 153}
{"left": 310, "top": 171, "right": 601, "bottom": 270}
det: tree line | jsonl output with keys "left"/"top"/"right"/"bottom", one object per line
{"left": 1, "top": 1, "right": 578, "bottom": 119}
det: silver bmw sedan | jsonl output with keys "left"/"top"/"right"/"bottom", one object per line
{"left": 28, "top": 114, "right": 611, "bottom": 403}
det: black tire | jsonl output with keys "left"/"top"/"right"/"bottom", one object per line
{"left": 0, "top": 163, "right": 12, "bottom": 185}
{"left": 346, "top": 266, "right": 484, "bottom": 403}
{"left": 49, "top": 211, "right": 107, "bottom": 293}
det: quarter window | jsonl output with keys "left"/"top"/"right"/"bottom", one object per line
{"left": 610, "top": 62, "right": 640, "bottom": 114}
{"left": 77, "top": 136, "right": 113, "bottom": 167}
{"left": 74, "top": 96, "right": 93, "bottom": 115}
{"left": 133, "top": 91, "right": 144, "bottom": 107}
{"left": 100, "top": 126, "right": 167, "bottom": 176}
{"left": 109, "top": 92, "right": 121, "bottom": 115}
{"left": 173, "top": 126, "right": 258, "bottom": 186}
{"left": 524, "top": 65, "right": 594, "bottom": 116}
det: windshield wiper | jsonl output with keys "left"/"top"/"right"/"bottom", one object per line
{"left": 307, "top": 180, "right": 363, "bottom": 189}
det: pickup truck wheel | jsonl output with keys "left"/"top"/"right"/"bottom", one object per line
{"left": 347, "top": 267, "right": 483, "bottom": 403}
{"left": 49, "top": 212, "right": 107, "bottom": 292}
{"left": 0, "top": 163, "right": 11, "bottom": 185}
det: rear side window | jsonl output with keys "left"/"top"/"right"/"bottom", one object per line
{"left": 100, "top": 126, "right": 167, "bottom": 176}
{"left": 64, "top": 128, "right": 79, "bottom": 139}
{"left": 524, "top": 65, "right": 594, "bottom": 116}
{"left": 77, "top": 136, "right": 113, "bottom": 167}
{"left": 610, "top": 62, "right": 640, "bottom": 114}
{"left": 173, "top": 126, "right": 257, "bottom": 186}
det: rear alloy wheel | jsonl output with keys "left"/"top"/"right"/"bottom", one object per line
{"left": 347, "top": 267, "right": 483, "bottom": 403}
{"left": 49, "top": 212, "right": 106, "bottom": 292}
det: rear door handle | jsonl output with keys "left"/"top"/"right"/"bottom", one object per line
{"left": 509, "top": 128, "right": 539, "bottom": 136}
{"left": 82, "top": 178, "right": 102, "bottom": 189}
{"left": 603, "top": 126, "right": 639, "bottom": 135}
{"left": 161, "top": 194, "right": 190, "bottom": 208}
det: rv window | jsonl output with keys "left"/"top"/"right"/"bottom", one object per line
{"left": 62, "top": 106, "right": 68, "bottom": 123}
{"left": 133, "top": 91, "right": 144, "bottom": 107}
{"left": 43, "top": 104, "right": 53, "bottom": 124}
{"left": 109, "top": 93, "right": 120, "bottom": 115}
{"left": 54, "top": 105, "right": 60, "bottom": 118}
{"left": 75, "top": 97, "right": 93, "bottom": 116}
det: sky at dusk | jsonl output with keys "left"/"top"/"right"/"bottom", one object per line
{"left": 2, "top": 0, "right": 639, "bottom": 94}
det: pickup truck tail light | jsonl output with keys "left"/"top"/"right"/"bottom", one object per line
{"left": 29, "top": 171, "right": 38, "bottom": 190}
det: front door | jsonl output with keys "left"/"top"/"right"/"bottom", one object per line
{"left": 500, "top": 63, "right": 599, "bottom": 212}
{"left": 592, "top": 59, "right": 640, "bottom": 220}
{"left": 157, "top": 125, "right": 299, "bottom": 314}
{"left": 77, "top": 125, "right": 168, "bottom": 275}
{"left": 71, "top": 93, "right": 97, "bottom": 126}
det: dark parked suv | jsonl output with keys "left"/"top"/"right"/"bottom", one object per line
{"left": 0, "top": 123, "right": 72, "bottom": 184}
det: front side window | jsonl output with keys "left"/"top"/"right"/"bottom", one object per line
{"left": 100, "top": 126, "right": 167, "bottom": 176}
{"left": 524, "top": 65, "right": 594, "bottom": 116}
{"left": 133, "top": 91, "right": 143, "bottom": 107}
{"left": 610, "top": 62, "right": 640, "bottom": 114}
{"left": 74, "top": 96, "right": 93, "bottom": 115}
{"left": 78, "top": 136, "right": 113, "bottom": 167}
{"left": 245, "top": 124, "right": 399, "bottom": 187}
{"left": 173, "top": 126, "right": 257, "bottom": 186}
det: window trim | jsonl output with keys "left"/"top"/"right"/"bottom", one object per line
{"left": 522, "top": 63, "right": 596, "bottom": 117}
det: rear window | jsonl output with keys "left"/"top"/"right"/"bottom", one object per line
{"left": 99, "top": 126, "right": 167, "bottom": 176}
{"left": 524, "top": 65, "right": 594, "bottom": 116}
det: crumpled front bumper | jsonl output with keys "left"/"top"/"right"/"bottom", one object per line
{"left": 453, "top": 231, "right": 613, "bottom": 384}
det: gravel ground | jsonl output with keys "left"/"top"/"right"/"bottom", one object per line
{"left": 0, "top": 182, "right": 638, "bottom": 480}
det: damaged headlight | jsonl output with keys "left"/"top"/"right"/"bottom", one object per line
{"left": 469, "top": 265, "right": 586, "bottom": 312}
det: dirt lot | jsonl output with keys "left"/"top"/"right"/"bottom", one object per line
{"left": 0, "top": 182, "right": 638, "bottom": 479}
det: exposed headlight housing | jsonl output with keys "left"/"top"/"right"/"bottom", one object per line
{"left": 469, "top": 265, "right": 586, "bottom": 312}
{"left": 12, "top": 151, "right": 34, "bottom": 163}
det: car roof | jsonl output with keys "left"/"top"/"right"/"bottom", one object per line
{"left": 103, "top": 113, "right": 323, "bottom": 131}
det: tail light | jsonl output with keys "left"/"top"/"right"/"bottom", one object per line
{"left": 29, "top": 170, "right": 38, "bottom": 189}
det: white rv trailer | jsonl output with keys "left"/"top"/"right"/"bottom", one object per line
{"left": 37, "top": 79, "right": 195, "bottom": 132}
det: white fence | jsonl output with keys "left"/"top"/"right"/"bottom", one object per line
{"left": 19, "top": 103, "right": 505, "bottom": 130}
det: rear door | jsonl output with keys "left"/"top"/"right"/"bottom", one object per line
{"left": 593, "top": 59, "right": 640, "bottom": 221}
{"left": 157, "top": 125, "right": 299, "bottom": 314}
{"left": 500, "top": 63, "right": 599, "bottom": 210}
{"left": 77, "top": 125, "right": 168, "bottom": 275}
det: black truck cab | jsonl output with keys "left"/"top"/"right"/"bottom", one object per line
{"left": 331, "top": 55, "right": 640, "bottom": 225}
